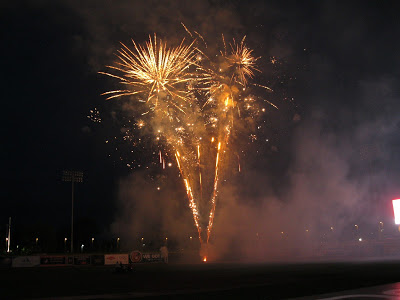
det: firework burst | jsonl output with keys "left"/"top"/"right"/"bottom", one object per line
{"left": 227, "top": 36, "right": 260, "bottom": 86}
{"left": 99, "top": 35, "right": 206, "bottom": 114}
{"left": 100, "top": 31, "right": 275, "bottom": 248}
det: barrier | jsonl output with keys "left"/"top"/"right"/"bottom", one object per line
{"left": 12, "top": 256, "right": 40, "bottom": 267}
{"left": 0, "top": 256, "right": 12, "bottom": 268}
{"left": 91, "top": 254, "right": 105, "bottom": 265}
{"left": 129, "top": 251, "right": 163, "bottom": 263}
{"left": 40, "top": 255, "right": 67, "bottom": 266}
{"left": 141, "top": 252, "right": 163, "bottom": 263}
{"left": 104, "top": 254, "right": 129, "bottom": 265}
{"left": 130, "top": 251, "right": 142, "bottom": 263}
{"left": 7, "top": 251, "right": 168, "bottom": 268}
{"left": 74, "top": 255, "right": 90, "bottom": 265}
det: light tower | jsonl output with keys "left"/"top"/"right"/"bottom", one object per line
{"left": 62, "top": 170, "right": 83, "bottom": 253}
{"left": 6, "top": 217, "right": 11, "bottom": 253}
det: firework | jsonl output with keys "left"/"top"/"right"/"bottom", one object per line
{"left": 100, "top": 31, "right": 274, "bottom": 246}
{"left": 227, "top": 36, "right": 260, "bottom": 86}
{"left": 99, "top": 34, "right": 206, "bottom": 114}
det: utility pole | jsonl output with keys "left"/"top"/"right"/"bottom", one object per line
{"left": 6, "top": 217, "right": 11, "bottom": 253}
{"left": 62, "top": 171, "right": 83, "bottom": 253}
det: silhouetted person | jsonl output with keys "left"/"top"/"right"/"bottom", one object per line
{"left": 160, "top": 245, "right": 168, "bottom": 263}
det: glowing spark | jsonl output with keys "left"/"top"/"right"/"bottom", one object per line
{"left": 224, "top": 97, "right": 230, "bottom": 107}
{"left": 88, "top": 108, "right": 102, "bottom": 123}
{"left": 194, "top": 31, "right": 207, "bottom": 48}
{"left": 263, "top": 99, "right": 278, "bottom": 110}
{"left": 176, "top": 151, "right": 202, "bottom": 242}
{"left": 207, "top": 142, "right": 221, "bottom": 243}
{"left": 181, "top": 22, "right": 193, "bottom": 38}
{"left": 254, "top": 83, "right": 273, "bottom": 92}
{"left": 197, "top": 144, "right": 202, "bottom": 203}
{"left": 228, "top": 36, "right": 260, "bottom": 86}
{"left": 222, "top": 34, "right": 227, "bottom": 56}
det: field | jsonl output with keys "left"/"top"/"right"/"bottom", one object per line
{"left": 2, "top": 259, "right": 400, "bottom": 299}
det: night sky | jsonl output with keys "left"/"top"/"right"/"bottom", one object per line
{"left": 2, "top": 1, "right": 400, "bottom": 251}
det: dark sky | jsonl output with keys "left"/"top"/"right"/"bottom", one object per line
{"left": 2, "top": 0, "right": 400, "bottom": 244}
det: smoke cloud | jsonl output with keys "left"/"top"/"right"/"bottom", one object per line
{"left": 64, "top": 1, "right": 400, "bottom": 261}
{"left": 205, "top": 77, "right": 400, "bottom": 262}
{"left": 111, "top": 170, "right": 196, "bottom": 250}
{"left": 110, "top": 78, "right": 400, "bottom": 262}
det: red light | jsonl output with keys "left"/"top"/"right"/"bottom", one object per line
{"left": 203, "top": 257, "right": 207, "bottom": 262}
{"left": 392, "top": 199, "right": 400, "bottom": 224}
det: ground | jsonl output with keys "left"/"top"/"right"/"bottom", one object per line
{"left": 2, "top": 259, "right": 400, "bottom": 299}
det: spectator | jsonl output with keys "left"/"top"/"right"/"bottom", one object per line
{"left": 160, "top": 245, "right": 168, "bottom": 263}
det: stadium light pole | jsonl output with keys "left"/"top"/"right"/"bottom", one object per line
{"left": 62, "top": 170, "right": 83, "bottom": 253}
{"left": 6, "top": 217, "right": 11, "bottom": 253}
{"left": 378, "top": 221, "right": 384, "bottom": 239}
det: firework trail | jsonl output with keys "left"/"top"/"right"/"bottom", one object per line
{"left": 100, "top": 31, "right": 275, "bottom": 249}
